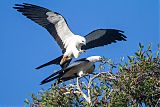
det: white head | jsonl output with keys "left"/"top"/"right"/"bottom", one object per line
{"left": 75, "top": 35, "right": 86, "bottom": 46}
{"left": 86, "top": 56, "right": 103, "bottom": 62}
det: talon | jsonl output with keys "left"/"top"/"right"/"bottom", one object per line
{"left": 60, "top": 56, "right": 69, "bottom": 65}
{"left": 80, "top": 50, "right": 86, "bottom": 53}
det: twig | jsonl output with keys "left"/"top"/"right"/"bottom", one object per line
{"left": 76, "top": 77, "right": 91, "bottom": 104}
{"left": 87, "top": 84, "right": 92, "bottom": 106}
{"left": 81, "top": 81, "right": 87, "bottom": 88}
{"left": 88, "top": 72, "right": 116, "bottom": 88}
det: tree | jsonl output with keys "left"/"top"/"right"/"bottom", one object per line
{"left": 25, "top": 44, "right": 160, "bottom": 107}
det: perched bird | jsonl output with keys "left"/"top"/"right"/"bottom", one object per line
{"left": 13, "top": 3, "right": 127, "bottom": 68}
{"left": 40, "top": 56, "right": 103, "bottom": 85}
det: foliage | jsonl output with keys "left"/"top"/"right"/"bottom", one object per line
{"left": 26, "top": 44, "right": 160, "bottom": 107}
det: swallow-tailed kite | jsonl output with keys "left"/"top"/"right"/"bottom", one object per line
{"left": 13, "top": 3, "right": 127, "bottom": 67}
{"left": 40, "top": 56, "right": 103, "bottom": 85}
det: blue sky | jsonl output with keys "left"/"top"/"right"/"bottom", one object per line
{"left": 0, "top": 0, "right": 159, "bottom": 106}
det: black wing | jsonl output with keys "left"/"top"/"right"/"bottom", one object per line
{"left": 41, "top": 74, "right": 77, "bottom": 85}
{"left": 40, "top": 69, "right": 62, "bottom": 85}
{"left": 13, "top": 3, "right": 74, "bottom": 52}
{"left": 82, "top": 29, "right": 127, "bottom": 50}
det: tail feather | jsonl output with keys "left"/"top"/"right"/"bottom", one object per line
{"left": 40, "top": 70, "right": 62, "bottom": 85}
{"left": 40, "top": 71, "right": 77, "bottom": 85}
{"left": 36, "top": 55, "right": 63, "bottom": 69}
{"left": 36, "top": 55, "right": 72, "bottom": 69}
{"left": 40, "top": 76, "right": 59, "bottom": 85}
{"left": 48, "top": 76, "right": 77, "bottom": 86}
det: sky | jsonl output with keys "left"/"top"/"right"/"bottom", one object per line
{"left": 0, "top": 0, "right": 159, "bottom": 106}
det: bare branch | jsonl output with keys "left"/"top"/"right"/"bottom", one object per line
{"left": 76, "top": 77, "right": 91, "bottom": 104}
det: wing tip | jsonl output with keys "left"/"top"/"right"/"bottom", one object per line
{"left": 13, "top": 4, "right": 22, "bottom": 9}
{"left": 116, "top": 30, "right": 127, "bottom": 40}
{"left": 109, "top": 29, "right": 127, "bottom": 41}
{"left": 40, "top": 82, "right": 44, "bottom": 85}
{"left": 40, "top": 78, "right": 51, "bottom": 85}
{"left": 117, "top": 29, "right": 124, "bottom": 33}
{"left": 14, "top": 3, "right": 26, "bottom": 7}
{"left": 35, "top": 66, "right": 41, "bottom": 69}
{"left": 40, "top": 80, "right": 48, "bottom": 85}
{"left": 13, "top": 3, "right": 39, "bottom": 9}
{"left": 13, "top": 3, "right": 25, "bottom": 10}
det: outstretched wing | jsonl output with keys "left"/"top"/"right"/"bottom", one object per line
{"left": 82, "top": 29, "right": 127, "bottom": 50}
{"left": 13, "top": 3, "right": 74, "bottom": 51}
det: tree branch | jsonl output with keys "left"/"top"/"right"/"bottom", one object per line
{"left": 76, "top": 77, "right": 91, "bottom": 104}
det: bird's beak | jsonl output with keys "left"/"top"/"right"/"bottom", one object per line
{"left": 100, "top": 57, "right": 106, "bottom": 63}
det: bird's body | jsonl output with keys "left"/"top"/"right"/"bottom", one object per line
{"left": 61, "top": 35, "right": 86, "bottom": 64}
{"left": 40, "top": 56, "right": 103, "bottom": 85}
{"left": 59, "top": 34, "right": 86, "bottom": 64}
{"left": 61, "top": 61, "right": 94, "bottom": 78}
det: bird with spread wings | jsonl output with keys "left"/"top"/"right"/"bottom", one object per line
{"left": 13, "top": 3, "right": 127, "bottom": 68}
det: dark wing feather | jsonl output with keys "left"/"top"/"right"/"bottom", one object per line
{"left": 40, "top": 60, "right": 87, "bottom": 85}
{"left": 35, "top": 55, "right": 72, "bottom": 69}
{"left": 40, "top": 71, "right": 61, "bottom": 85}
{"left": 41, "top": 75, "right": 77, "bottom": 85}
{"left": 13, "top": 3, "right": 74, "bottom": 51}
{"left": 82, "top": 29, "right": 127, "bottom": 50}
{"left": 36, "top": 55, "right": 63, "bottom": 69}
{"left": 54, "top": 75, "right": 77, "bottom": 86}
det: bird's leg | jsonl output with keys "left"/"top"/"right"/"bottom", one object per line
{"left": 79, "top": 49, "right": 86, "bottom": 53}
{"left": 60, "top": 55, "right": 70, "bottom": 65}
